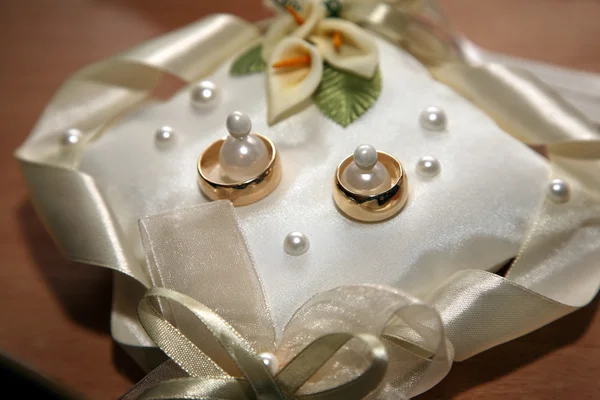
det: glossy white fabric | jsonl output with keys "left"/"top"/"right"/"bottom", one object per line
{"left": 80, "top": 36, "right": 549, "bottom": 334}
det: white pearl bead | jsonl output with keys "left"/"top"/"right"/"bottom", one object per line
{"left": 547, "top": 179, "right": 570, "bottom": 203}
{"left": 342, "top": 163, "right": 392, "bottom": 195}
{"left": 283, "top": 232, "right": 310, "bottom": 256}
{"left": 61, "top": 128, "right": 82, "bottom": 145}
{"left": 353, "top": 144, "right": 378, "bottom": 170}
{"left": 419, "top": 106, "right": 447, "bottom": 131}
{"left": 219, "top": 135, "right": 269, "bottom": 182}
{"left": 341, "top": 145, "right": 391, "bottom": 195}
{"left": 258, "top": 352, "right": 279, "bottom": 375}
{"left": 219, "top": 112, "right": 269, "bottom": 182}
{"left": 226, "top": 111, "right": 252, "bottom": 139}
{"left": 190, "top": 81, "right": 218, "bottom": 108}
{"left": 416, "top": 156, "right": 441, "bottom": 177}
{"left": 155, "top": 126, "right": 175, "bottom": 142}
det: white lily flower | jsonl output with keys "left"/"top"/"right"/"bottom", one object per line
{"left": 267, "top": 37, "right": 323, "bottom": 125}
{"left": 261, "top": 0, "right": 327, "bottom": 63}
{"left": 262, "top": 1, "right": 380, "bottom": 124}
{"left": 310, "top": 18, "right": 379, "bottom": 79}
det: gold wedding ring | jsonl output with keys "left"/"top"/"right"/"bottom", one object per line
{"left": 197, "top": 134, "right": 281, "bottom": 206}
{"left": 333, "top": 151, "right": 408, "bottom": 222}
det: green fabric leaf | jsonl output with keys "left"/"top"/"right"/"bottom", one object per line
{"left": 313, "top": 65, "right": 382, "bottom": 127}
{"left": 230, "top": 45, "right": 266, "bottom": 76}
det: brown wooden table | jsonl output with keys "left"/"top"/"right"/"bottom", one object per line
{"left": 1, "top": 1, "right": 598, "bottom": 398}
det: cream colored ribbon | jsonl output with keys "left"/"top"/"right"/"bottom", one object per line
{"left": 14, "top": 1, "right": 600, "bottom": 399}
{"left": 135, "top": 287, "right": 389, "bottom": 400}
{"left": 135, "top": 286, "right": 446, "bottom": 400}
{"left": 130, "top": 201, "right": 452, "bottom": 399}
{"left": 15, "top": 14, "right": 264, "bottom": 353}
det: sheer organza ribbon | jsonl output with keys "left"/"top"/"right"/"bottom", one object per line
{"left": 14, "top": 1, "right": 600, "bottom": 399}
{"left": 134, "top": 286, "right": 446, "bottom": 400}
{"left": 137, "top": 287, "right": 390, "bottom": 400}
{"left": 132, "top": 270, "right": 451, "bottom": 399}
{"left": 123, "top": 201, "right": 452, "bottom": 399}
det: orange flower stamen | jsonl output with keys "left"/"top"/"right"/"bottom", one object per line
{"left": 272, "top": 54, "right": 312, "bottom": 69}
{"left": 333, "top": 31, "right": 343, "bottom": 52}
{"left": 285, "top": 4, "right": 305, "bottom": 25}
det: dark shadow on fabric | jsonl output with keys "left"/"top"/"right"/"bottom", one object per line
{"left": 0, "top": 352, "right": 80, "bottom": 399}
{"left": 112, "top": 342, "right": 147, "bottom": 384}
{"left": 17, "top": 199, "right": 149, "bottom": 384}
{"left": 17, "top": 199, "right": 113, "bottom": 333}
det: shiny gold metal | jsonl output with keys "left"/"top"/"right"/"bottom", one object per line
{"left": 197, "top": 134, "right": 281, "bottom": 206}
{"left": 333, "top": 151, "right": 408, "bottom": 222}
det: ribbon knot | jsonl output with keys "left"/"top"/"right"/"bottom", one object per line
{"left": 134, "top": 284, "right": 454, "bottom": 400}
{"left": 137, "top": 287, "right": 390, "bottom": 400}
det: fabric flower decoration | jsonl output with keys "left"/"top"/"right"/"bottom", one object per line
{"left": 230, "top": 0, "right": 382, "bottom": 127}
{"left": 261, "top": 0, "right": 327, "bottom": 63}
{"left": 267, "top": 38, "right": 323, "bottom": 124}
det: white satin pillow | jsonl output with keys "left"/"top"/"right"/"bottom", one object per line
{"left": 80, "top": 36, "right": 549, "bottom": 333}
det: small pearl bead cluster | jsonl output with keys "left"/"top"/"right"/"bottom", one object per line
{"left": 219, "top": 111, "right": 270, "bottom": 182}
{"left": 341, "top": 144, "right": 392, "bottom": 195}
{"left": 416, "top": 106, "right": 446, "bottom": 178}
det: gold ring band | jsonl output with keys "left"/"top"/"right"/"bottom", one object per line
{"left": 333, "top": 151, "right": 408, "bottom": 222}
{"left": 197, "top": 134, "right": 281, "bottom": 206}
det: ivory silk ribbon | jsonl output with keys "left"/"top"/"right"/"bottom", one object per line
{"left": 14, "top": 1, "right": 600, "bottom": 399}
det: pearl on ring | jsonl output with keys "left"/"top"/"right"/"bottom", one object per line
{"left": 547, "top": 178, "right": 570, "bottom": 203}
{"left": 416, "top": 156, "right": 441, "bottom": 177}
{"left": 258, "top": 352, "right": 279, "bottom": 375}
{"left": 61, "top": 128, "right": 82, "bottom": 145}
{"left": 190, "top": 80, "right": 219, "bottom": 108}
{"left": 219, "top": 112, "right": 270, "bottom": 182}
{"left": 334, "top": 151, "right": 408, "bottom": 222}
{"left": 353, "top": 144, "right": 378, "bottom": 170}
{"left": 419, "top": 106, "right": 447, "bottom": 131}
{"left": 226, "top": 111, "right": 252, "bottom": 139}
{"left": 155, "top": 126, "right": 175, "bottom": 142}
{"left": 283, "top": 232, "right": 310, "bottom": 256}
{"left": 341, "top": 144, "right": 392, "bottom": 195}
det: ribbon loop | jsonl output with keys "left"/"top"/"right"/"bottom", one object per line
{"left": 137, "top": 286, "right": 404, "bottom": 400}
{"left": 136, "top": 284, "right": 452, "bottom": 400}
{"left": 139, "top": 287, "right": 284, "bottom": 399}
{"left": 278, "top": 333, "right": 388, "bottom": 399}
{"left": 276, "top": 285, "right": 452, "bottom": 398}
{"left": 137, "top": 286, "right": 396, "bottom": 400}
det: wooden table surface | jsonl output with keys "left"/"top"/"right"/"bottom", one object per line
{"left": 1, "top": 1, "right": 599, "bottom": 398}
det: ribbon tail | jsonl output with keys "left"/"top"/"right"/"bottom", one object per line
{"left": 138, "top": 287, "right": 284, "bottom": 399}
{"left": 278, "top": 333, "right": 388, "bottom": 400}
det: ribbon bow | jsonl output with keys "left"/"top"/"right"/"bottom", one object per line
{"left": 125, "top": 199, "right": 451, "bottom": 400}
{"left": 137, "top": 287, "right": 386, "bottom": 399}
{"left": 135, "top": 284, "right": 451, "bottom": 400}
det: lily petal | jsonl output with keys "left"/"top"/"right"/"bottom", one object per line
{"left": 261, "top": 0, "right": 327, "bottom": 62}
{"left": 310, "top": 19, "right": 379, "bottom": 79}
{"left": 267, "top": 37, "right": 323, "bottom": 125}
